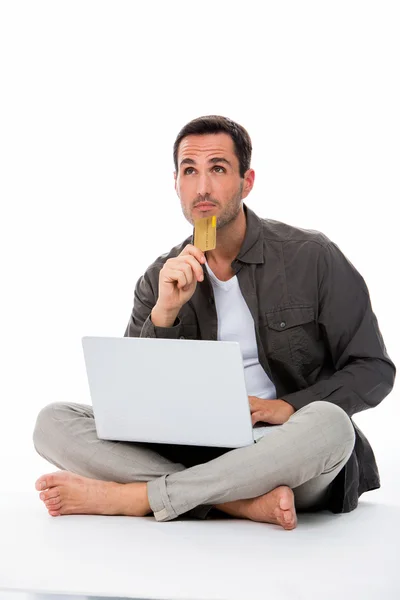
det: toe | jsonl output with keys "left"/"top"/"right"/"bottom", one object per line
{"left": 273, "top": 507, "right": 286, "bottom": 526}
{"left": 283, "top": 512, "right": 297, "bottom": 530}
{"left": 46, "top": 503, "right": 62, "bottom": 512}
{"left": 274, "top": 507, "right": 295, "bottom": 529}
{"left": 40, "top": 488, "right": 60, "bottom": 502}
{"left": 283, "top": 510, "right": 292, "bottom": 523}
{"left": 45, "top": 497, "right": 62, "bottom": 507}
{"left": 36, "top": 471, "right": 65, "bottom": 491}
{"left": 35, "top": 473, "right": 54, "bottom": 491}
{"left": 35, "top": 478, "right": 47, "bottom": 491}
{"left": 278, "top": 488, "right": 294, "bottom": 512}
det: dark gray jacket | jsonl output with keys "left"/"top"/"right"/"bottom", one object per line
{"left": 125, "top": 202, "right": 396, "bottom": 513}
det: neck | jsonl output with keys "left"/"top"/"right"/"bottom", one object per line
{"left": 205, "top": 207, "right": 246, "bottom": 266}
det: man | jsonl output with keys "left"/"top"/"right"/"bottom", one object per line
{"left": 33, "top": 115, "right": 396, "bottom": 529}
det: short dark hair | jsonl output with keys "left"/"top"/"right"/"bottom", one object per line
{"left": 173, "top": 115, "right": 252, "bottom": 178}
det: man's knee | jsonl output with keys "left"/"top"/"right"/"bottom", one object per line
{"left": 32, "top": 402, "right": 67, "bottom": 452}
{"left": 303, "top": 400, "right": 356, "bottom": 458}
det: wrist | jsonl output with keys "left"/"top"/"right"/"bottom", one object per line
{"left": 278, "top": 398, "right": 295, "bottom": 413}
{"left": 151, "top": 304, "right": 180, "bottom": 328}
{"left": 283, "top": 400, "right": 295, "bottom": 415}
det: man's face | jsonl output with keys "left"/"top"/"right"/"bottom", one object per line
{"left": 174, "top": 133, "right": 253, "bottom": 230}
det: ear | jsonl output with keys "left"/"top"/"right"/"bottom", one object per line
{"left": 242, "top": 169, "right": 255, "bottom": 199}
{"left": 174, "top": 171, "right": 178, "bottom": 194}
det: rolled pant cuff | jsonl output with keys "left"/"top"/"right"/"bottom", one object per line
{"left": 147, "top": 475, "right": 179, "bottom": 522}
{"left": 147, "top": 476, "right": 214, "bottom": 521}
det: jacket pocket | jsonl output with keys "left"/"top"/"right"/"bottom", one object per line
{"left": 262, "top": 305, "right": 320, "bottom": 374}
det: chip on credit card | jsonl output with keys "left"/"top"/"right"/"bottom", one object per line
{"left": 194, "top": 215, "right": 217, "bottom": 251}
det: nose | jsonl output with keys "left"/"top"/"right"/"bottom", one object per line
{"left": 196, "top": 171, "right": 212, "bottom": 198}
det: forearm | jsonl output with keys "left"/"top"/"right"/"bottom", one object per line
{"left": 281, "top": 357, "right": 395, "bottom": 417}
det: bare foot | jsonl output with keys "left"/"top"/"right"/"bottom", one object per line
{"left": 35, "top": 471, "right": 152, "bottom": 518}
{"left": 215, "top": 486, "right": 297, "bottom": 530}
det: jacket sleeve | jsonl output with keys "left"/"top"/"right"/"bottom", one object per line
{"left": 281, "top": 241, "right": 396, "bottom": 417}
{"left": 123, "top": 266, "right": 184, "bottom": 339}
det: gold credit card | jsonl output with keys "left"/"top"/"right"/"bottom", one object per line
{"left": 194, "top": 215, "right": 217, "bottom": 251}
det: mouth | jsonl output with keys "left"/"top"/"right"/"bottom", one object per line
{"left": 194, "top": 203, "right": 216, "bottom": 211}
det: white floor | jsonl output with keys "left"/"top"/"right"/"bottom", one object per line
{"left": 1, "top": 429, "right": 400, "bottom": 600}
{"left": 1, "top": 481, "right": 400, "bottom": 599}
{"left": 0, "top": 594, "right": 132, "bottom": 599}
{"left": 0, "top": 592, "right": 194, "bottom": 600}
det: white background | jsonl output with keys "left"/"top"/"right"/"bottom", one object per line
{"left": 0, "top": 1, "right": 398, "bottom": 504}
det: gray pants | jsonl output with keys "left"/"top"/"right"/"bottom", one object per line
{"left": 33, "top": 400, "right": 356, "bottom": 522}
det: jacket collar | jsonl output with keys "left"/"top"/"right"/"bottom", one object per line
{"left": 189, "top": 202, "right": 264, "bottom": 265}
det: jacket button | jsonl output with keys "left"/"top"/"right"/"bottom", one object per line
{"left": 280, "top": 321, "right": 286, "bottom": 328}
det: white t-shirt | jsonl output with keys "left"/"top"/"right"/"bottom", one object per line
{"left": 205, "top": 260, "right": 277, "bottom": 399}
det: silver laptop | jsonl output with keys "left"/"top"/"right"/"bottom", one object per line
{"left": 81, "top": 336, "right": 278, "bottom": 448}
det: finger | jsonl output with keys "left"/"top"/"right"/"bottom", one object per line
{"left": 179, "top": 256, "right": 204, "bottom": 283}
{"left": 249, "top": 399, "right": 263, "bottom": 413}
{"left": 181, "top": 244, "right": 206, "bottom": 265}
{"left": 252, "top": 411, "right": 271, "bottom": 425}
{"left": 164, "top": 258, "right": 195, "bottom": 288}
{"left": 176, "top": 261, "right": 194, "bottom": 287}
{"left": 165, "top": 256, "right": 203, "bottom": 285}
{"left": 180, "top": 255, "right": 205, "bottom": 282}
{"left": 248, "top": 396, "right": 257, "bottom": 411}
{"left": 252, "top": 413, "right": 263, "bottom": 426}
{"left": 165, "top": 269, "right": 189, "bottom": 290}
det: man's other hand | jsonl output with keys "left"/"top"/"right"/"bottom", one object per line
{"left": 248, "top": 397, "right": 295, "bottom": 426}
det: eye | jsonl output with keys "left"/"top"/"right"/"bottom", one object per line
{"left": 182, "top": 166, "right": 226, "bottom": 175}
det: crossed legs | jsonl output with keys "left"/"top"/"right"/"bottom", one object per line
{"left": 33, "top": 400, "right": 355, "bottom": 528}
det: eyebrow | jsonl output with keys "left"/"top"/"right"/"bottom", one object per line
{"left": 180, "top": 157, "right": 233, "bottom": 169}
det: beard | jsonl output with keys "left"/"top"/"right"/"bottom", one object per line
{"left": 182, "top": 181, "right": 244, "bottom": 229}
